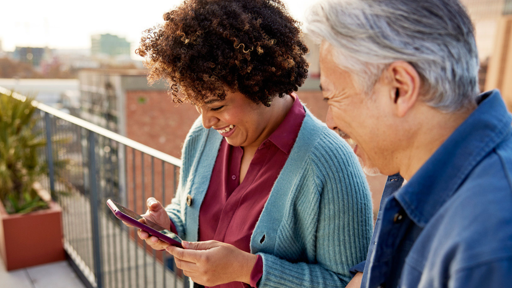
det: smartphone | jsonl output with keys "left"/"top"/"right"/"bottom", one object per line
{"left": 106, "top": 199, "right": 182, "bottom": 248}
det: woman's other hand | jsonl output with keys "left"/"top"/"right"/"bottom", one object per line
{"left": 137, "top": 197, "right": 171, "bottom": 251}
{"left": 166, "top": 240, "right": 258, "bottom": 286}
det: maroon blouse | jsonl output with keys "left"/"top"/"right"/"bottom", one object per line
{"left": 173, "top": 94, "right": 305, "bottom": 288}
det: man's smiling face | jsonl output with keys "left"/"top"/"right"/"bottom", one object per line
{"left": 320, "top": 42, "right": 396, "bottom": 175}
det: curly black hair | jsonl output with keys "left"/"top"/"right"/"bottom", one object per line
{"left": 136, "top": 0, "right": 309, "bottom": 106}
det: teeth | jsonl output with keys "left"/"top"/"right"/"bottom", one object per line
{"left": 219, "top": 125, "right": 234, "bottom": 133}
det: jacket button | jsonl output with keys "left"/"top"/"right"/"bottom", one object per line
{"left": 186, "top": 195, "right": 193, "bottom": 207}
{"left": 393, "top": 213, "right": 403, "bottom": 223}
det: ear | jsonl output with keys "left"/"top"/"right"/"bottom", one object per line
{"left": 385, "top": 61, "right": 421, "bottom": 118}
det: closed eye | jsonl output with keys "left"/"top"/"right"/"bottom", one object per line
{"left": 210, "top": 106, "right": 224, "bottom": 111}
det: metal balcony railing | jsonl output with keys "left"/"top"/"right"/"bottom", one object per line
{"left": 1, "top": 87, "right": 185, "bottom": 288}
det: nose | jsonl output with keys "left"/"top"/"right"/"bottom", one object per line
{"left": 325, "top": 107, "right": 337, "bottom": 131}
{"left": 199, "top": 108, "right": 219, "bottom": 129}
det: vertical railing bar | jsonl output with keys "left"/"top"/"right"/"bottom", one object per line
{"left": 51, "top": 116, "right": 57, "bottom": 194}
{"left": 99, "top": 137, "right": 108, "bottom": 288}
{"left": 64, "top": 122, "right": 71, "bottom": 250}
{"left": 58, "top": 115, "right": 66, "bottom": 245}
{"left": 120, "top": 144, "right": 127, "bottom": 288}
{"left": 104, "top": 138, "right": 113, "bottom": 288}
{"left": 173, "top": 165, "right": 178, "bottom": 288}
{"left": 109, "top": 141, "right": 114, "bottom": 288}
{"left": 114, "top": 141, "right": 121, "bottom": 288}
{"left": 53, "top": 116, "right": 59, "bottom": 192}
{"left": 99, "top": 136, "right": 108, "bottom": 288}
{"left": 40, "top": 111, "right": 50, "bottom": 192}
{"left": 112, "top": 141, "right": 118, "bottom": 288}
{"left": 54, "top": 116, "right": 63, "bottom": 196}
{"left": 66, "top": 122, "right": 75, "bottom": 250}
{"left": 66, "top": 121, "right": 78, "bottom": 248}
{"left": 110, "top": 139, "right": 119, "bottom": 288}
{"left": 45, "top": 113, "right": 56, "bottom": 197}
{"left": 162, "top": 161, "right": 166, "bottom": 288}
{"left": 75, "top": 124, "right": 82, "bottom": 258}
{"left": 74, "top": 125, "right": 82, "bottom": 265}
{"left": 64, "top": 121, "right": 71, "bottom": 246}
{"left": 141, "top": 153, "right": 147, "bottom": 288}
{"left": 70, "top": 123, "right": 76, "bottom": 252}
{"left": 88, "top": 131, "right": 104, "bottom": 288}
{"left": 52, "top": 116, "right": 59, "bottom": 197}
{"left": 83, "top": 127, "right": 92, "bottom": 272}
{"left": 84, "top": 127, "right": 94, "bottom": 273}
{"left": 133, "top": 148, "right": 138, "bottom": 288}
{"left": 151, "top": 157, "right": 156, "bottom": 288}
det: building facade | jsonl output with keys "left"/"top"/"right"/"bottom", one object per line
{"left": 91, "top": 34, "right": 131, "bottom": 57}
{"left": 485, "top": 0, "right": 512, "bottom": 109}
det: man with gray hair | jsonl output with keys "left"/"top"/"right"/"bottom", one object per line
{"left": 307, "top": 0, "right": 512, "bottom": 287}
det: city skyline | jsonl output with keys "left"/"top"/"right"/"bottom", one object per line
{"left": 0, "top": 0, "right": 318, "bottom": 58}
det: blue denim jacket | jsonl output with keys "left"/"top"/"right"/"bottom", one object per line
{"left": 358, "top": 90, "right": 512, "bottom": 287}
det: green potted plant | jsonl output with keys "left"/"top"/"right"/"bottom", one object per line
{"left": 0, "top": 91, "right": 67, "bottom": 271}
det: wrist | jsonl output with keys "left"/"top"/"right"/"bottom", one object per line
{"left": 238, "top": 252, "right": 258, "bottom": 284}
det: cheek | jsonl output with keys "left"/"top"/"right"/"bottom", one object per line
{"left": 329, "top": 104, "right": 352, "bottom": 128}
{"left": 219, "top": 109, "right": 243, "bottom": 125}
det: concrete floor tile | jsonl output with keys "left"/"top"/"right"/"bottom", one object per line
{"left": 0, "top": 259, "right": 34, "bottom": 288}
{"left": 26, "top": 261, "right": 85, "bottom": 288}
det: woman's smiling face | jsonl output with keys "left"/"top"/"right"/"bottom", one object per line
{"left": 196, "top": 90, "right": 275, "bottom": 149}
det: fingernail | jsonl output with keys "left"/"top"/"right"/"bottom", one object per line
{"left": 182, "top": 241, "right": 189, "bottom": 248}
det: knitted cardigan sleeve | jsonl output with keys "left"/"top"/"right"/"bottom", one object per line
{"left": 165, "top": 117, "right": 204, "bottom": 239}
{"left": 257, "top": 131, "right": 373, "bottom": 287}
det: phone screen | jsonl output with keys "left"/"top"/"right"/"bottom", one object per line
{"left": 111, "top": 201, "right": 180, "bottom": 239}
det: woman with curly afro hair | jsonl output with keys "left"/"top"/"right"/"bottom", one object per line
{"left": 134, "top": 0, "right": 373, "bottom": 287}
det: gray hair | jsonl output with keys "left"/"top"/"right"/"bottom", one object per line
{"left": 307, "top": 0, "right": 480, "bottom": 112}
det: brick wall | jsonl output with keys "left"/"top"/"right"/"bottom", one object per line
{"left": 124, "top": 90, "right": 197, "bottom": 214}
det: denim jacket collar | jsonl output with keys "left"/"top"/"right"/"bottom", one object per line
{"left": 395, "top": 90, "right": 512, "bottom": 228}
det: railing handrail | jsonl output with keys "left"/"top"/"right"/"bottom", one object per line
{"left": 0, "top": 86, "right": 182, "bottom": 167}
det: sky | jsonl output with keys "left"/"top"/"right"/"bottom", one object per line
{"left": 0, "top": 0, "right": 319, "bottom": 57}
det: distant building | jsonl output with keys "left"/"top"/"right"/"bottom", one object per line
{"left": 506, "top": 0, "right": 512, "bottom": 14}
{"left": 13, "top": 47, "right": 46, "bottom": 67}
{"left": 486, "top": 0, "right": 512, "bottom": 109}
{"left": 91, "top": 34, "right": 131, "bottom": 57}
{"left": 52, "top": 49, "right": 100, "bottom": 71}
{"left": 0, "top": 78, "right": 79, "bottom": 107}
{"left": 460, "top": 0, "right": 507, "bottom": 61}
{"left": 0, "top": 39, "right": 4, "bottom": 58}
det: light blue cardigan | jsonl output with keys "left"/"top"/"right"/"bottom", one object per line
{"left": 166, "top": 108, "right": 373, "bottom": 287}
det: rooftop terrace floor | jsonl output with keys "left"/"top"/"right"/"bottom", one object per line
{"left": 0, "top": 259, "right": 85, "bottom": 288}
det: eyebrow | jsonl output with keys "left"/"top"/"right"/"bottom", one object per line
{"left": 204, "top": 99, "right": 221, "bottom": 105}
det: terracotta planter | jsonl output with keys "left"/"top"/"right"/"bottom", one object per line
{"left": 0, "top": 196, "right": 65, "bottom": 271}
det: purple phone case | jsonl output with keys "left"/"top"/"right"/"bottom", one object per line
{"left": 106, "top": 199, "right": 182, "bottom": 248}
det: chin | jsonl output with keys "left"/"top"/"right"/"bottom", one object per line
{"left": 362, "top": 164, "right": 382, "bottom": 176}
{"left": 356, "top": 155, "right": 382, "bottom": 176}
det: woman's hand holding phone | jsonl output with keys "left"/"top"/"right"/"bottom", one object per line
{"left": 117, "top": 197, "right": 172, "bottom": 250}
{"left": 137, "top": 197, "right": 172, "bottom": 250}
